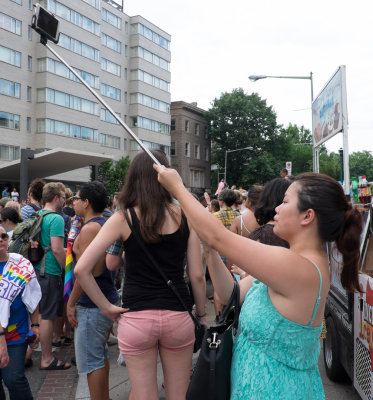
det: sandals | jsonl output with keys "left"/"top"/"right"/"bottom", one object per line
{"left": 40, "top": 357, "right": 71, "bottom": 370}
{"left": 52, "top": 340, "right": 62, "bottom": 347}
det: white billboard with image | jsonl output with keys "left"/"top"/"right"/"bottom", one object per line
{"left": 312, "top": 66, "right": 346, "bottom": 147}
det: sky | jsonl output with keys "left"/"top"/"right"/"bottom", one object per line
{"left": 125, "top": 0, "right": 373, "bottom": 155}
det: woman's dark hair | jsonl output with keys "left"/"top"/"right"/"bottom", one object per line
{"left": 254, "top": 178, "right": 291, "bottom": 225}
{"left": 28, "top": 178, "right": 46, "bottom": 203}
{"left": 295, "top": 172, "right": 362, "bottom": 292}
{"left": 247, "top": 185, "right": 263, "bottom": 210}
{"left": 211, "top": 199, "right": 220, "bottom": 212}
{"left": 1, "top": 207, "right": 21, "bottom": 224}
{"left": 119, "top": 150, "right": 177, "bottom": 243}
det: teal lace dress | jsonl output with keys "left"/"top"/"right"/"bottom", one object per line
{"left": 231, "top": 266, "right": 324, "bottom": 400}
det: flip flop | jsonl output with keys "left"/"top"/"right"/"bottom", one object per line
{"left": 52, "top": 341, "right": 62, "bottom": 347}
{"left": 63, "top": 337, "right": 73, "bottom": 346}
{"left": 40, "top": 357, "right": 71, "bottom": 370}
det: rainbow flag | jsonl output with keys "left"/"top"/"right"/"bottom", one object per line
{"left": 63, "top": 241, "right": 74, "bottom": 303}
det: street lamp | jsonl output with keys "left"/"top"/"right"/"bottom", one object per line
{"left": 248, "top": 73, "right": 314, "bottom": 102}
{"left": 224, "top": 147, "right": 252, "bottom": 184}
{"left": 249, "top": 73, "right": 315, "bottom": 170}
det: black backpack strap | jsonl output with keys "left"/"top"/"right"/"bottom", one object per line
{"left": 123, "top": 208, "right": 199, "bottom": 326}
{"left": 29, "top": 203, "right": 41, "bottom": 212}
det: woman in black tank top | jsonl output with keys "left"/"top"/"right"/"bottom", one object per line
{"left": 75, "top": 150, "right": 206, "bottom": 400}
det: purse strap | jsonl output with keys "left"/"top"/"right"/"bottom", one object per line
{"left": 218, "top": 280, "right": 240, "bottom": 331}
{"left": 123, "top": 208, "right": 200, "bottom": 325}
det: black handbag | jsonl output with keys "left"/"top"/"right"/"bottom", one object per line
{"left": 124, "top": 208, "right": 206, "bottom": 353}
{"left": 186, "top": 281, "right": 240, "bottom": 400}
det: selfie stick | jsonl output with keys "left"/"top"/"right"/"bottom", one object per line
{"left": 37, "top": 38, "right": 161, "bottom": 166}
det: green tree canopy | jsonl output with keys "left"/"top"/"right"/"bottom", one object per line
{"left": 206, "top": 89, "right": 285, "bottom": 187}
{"left": 96, "top": 156, "right": 130, "bottom": 196}
{"left": 349, "top": 151, "right": 373, "bottom": 181}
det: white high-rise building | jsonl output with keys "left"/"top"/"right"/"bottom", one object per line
{"left": 0, "top": 0, "right": 171, "bottom": 188}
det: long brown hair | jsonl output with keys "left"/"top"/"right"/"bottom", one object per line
{"left": 295, "top": 173, "right": 362, "bottom": 292}
{"left": 119, "top": 150, "right": 177, "bottom": 243}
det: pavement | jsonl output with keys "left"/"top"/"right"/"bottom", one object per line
{"left": 3, "top": 281, "right": 361, "bottom": 399}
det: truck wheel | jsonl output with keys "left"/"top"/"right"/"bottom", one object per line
{"left": 323, "top": 316, "right": 348, "bottom": 382}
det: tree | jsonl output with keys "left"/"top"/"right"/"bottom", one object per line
{"left": 206, "top": 89, "right": 283, "bottom": 187}
{"left": 349, "top": 151, "right": 373, "bottom": 181}
{"left": 96, "top": 156, "right": 131, "bottom": 196}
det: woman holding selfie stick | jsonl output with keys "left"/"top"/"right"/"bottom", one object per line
{"left": 153, "top": 166, "right": 361, "bottom": 400}
{"left": 74, "top": 150, "right": 206, "bottom": 400}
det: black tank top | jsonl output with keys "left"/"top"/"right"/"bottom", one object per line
{"left": 77, "top": 217, "right": 119, "bottom": 308}
{"left": 122, "top": 207, "right": 192, "bottom": 312}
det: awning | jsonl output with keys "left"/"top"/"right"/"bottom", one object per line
{"left": 0, "top": 148, "right": 114, "bottom": 182}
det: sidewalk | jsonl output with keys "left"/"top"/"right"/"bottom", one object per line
{"left": 20, "top": 282, "right": 215, "bottom": 400}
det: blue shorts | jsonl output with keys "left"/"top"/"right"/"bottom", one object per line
{"left": 74, "top": 305, "right": 113, "bottom": 374}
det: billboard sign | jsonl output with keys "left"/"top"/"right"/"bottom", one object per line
{"left": 312, "top": 66, "right": 346, "bottom": 147}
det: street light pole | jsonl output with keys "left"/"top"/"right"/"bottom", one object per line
{"left": 248, "top": 73, "right": 315, "bottom": 170}
{"left": 224, "top": 146, "right": 253, "bottom": 184}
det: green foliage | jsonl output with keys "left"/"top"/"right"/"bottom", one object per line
{"left": 206, "top": 89, "right": 283, "bottom": 187}
{"left": 349, "top": 151, "right": 373, "bottom": 181}
{"left": 96, "top": 157, "right": 130, "bottom": 196}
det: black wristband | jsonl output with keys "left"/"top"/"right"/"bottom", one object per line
{"left": 31, "top": 323, "right": 40, "bottom": 327}
{"left": 0, "top": 331, "right": 4, "bottom": 336}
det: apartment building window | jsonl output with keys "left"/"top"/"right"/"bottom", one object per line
{"left": 124, "top": 45, "right": 128, "bottom": 57}
{"left": 130, "top": 69, "right": 170, "bottom": 92}
{"left": 123, "top": 138, "right": 127, "bottom": 151}
{"left": 185, "top": 142, "right": 190, "bottom": 157}
{"left": 28, "top": 25, "right": 32, "bottom": 40}
{"left": 130, "top": 139, "right": 170, "bottom": 155}
{"left": 171, "top": 142, "right": 175, "bottom": 156}
{"left": 0, "top": 78, "right": 20, "bottom": 98}
{"left": 0, "top": 111, "right": 20, "bottom": 130}
{"left": 125, "top": 21, "right": 128, "bottom": 33}
{"left": 27, "top": 56, "right": 32, "bottom": 71}
{"left": 100, "top": 109, "right": 120, "bottom": 124}
{"left": 124, "top": 92, "right": 127, "bottom": 104}
{"left": 101, "top": 33, "right": 121, "bottom": 53}
{"left": 195, "top": 123, "right": 200, "bottom": 136}
{"left": 37, "top": 118, "right": 98, "bottom": 142}
{"left": 0, "top": 145, "right": 20, "bottom": 161}
{"left": 132, "top": 23, "right": 170, "bottom": 50}
{"left": 10, "top": 0, "right": 22, "bottom": 5}
{"left": 102, "top": 8, "right": 121, "bottom": 29}
{"left": 27, "top": 86, "right": 31, "bottom": 102}
{"left": 130, "top": 93, "right": 169, "bottom": 113}
{"left": 124, "top": 68, "right": 127, "bottom": 80}
{"left": 59, "top": 33, "right": 99, "bottom": 62}
{"left": 101, "top": 83, "right": 121, "bottom": 101}
{"left": 38, "top": 58, "right": 100, "bottom": 89}
{"left": 82, "top": 0, "right": 100, "bottom": 9}
{"left": 28, "top": 0, "right": 33, "bottom": 10}
{"left": 0, "top": 45, "right": 21, "bottom": 67}
{"left": 191, "top": 170, "right": 202, "bottom": 188}
{"left": 131, "top": 47, "right": 170, "bottom": 71}
{"left": 0, "top": 12, "right": 22, "bottom": 35}
{"left": 100, "top": 133, "right": 120, "bottom": 148}
{"left": 185, "top": 120, "right": 189, "bottom": 132}
{"left": 42, "top": 0, "right": 100, "bottom": 35}
{"left": 205, "top": 147, "right": 210, "bottom": 161}
{"left": 135, "top": 116, "right": 170, "bottom": 134}
{"left": 26, "top": 117, "right": 31, "bottom": 132}
{"left": 194, "top": 144, "right": 200, "bottom": 159}
{"left": 37, "top": 88, "right": 99, "bottom": 115}
{"left": 171, "top": 119, "right": 175, "bottom": 131}
{"left": 101, "top": 58, "right": 121, "bottom": 76}
{"left": 204, "top": 126, "right": 209, "bottom": 139}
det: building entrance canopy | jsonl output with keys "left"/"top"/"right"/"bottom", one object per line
{"left": 0, "top": 148, "right": 113, "bottom": 181}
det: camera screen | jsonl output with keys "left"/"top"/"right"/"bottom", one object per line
{"left": 38, "top": 7, "right": 58, "bottom": 39}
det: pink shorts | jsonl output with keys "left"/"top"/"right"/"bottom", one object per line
{"left": 118, "top": 309, "right": 195, "bottom": 356}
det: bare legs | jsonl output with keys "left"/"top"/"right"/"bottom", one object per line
{"left": 124, "top": 345, "right": 193, "bottom": 400}
{"left": 87, "top": 359, "right": 110, "bottom": 400}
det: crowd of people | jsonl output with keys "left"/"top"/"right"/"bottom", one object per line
{"left": 0, "top": 155, "right": 362, "bottom": 399}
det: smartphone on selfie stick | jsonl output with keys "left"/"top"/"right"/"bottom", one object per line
{"left": 31, "top": 3, "right": 161, "bottom": 166}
